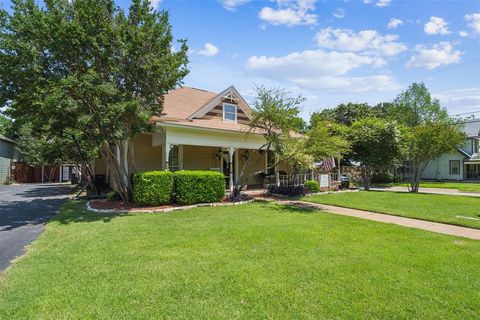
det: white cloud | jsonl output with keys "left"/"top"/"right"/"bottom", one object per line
{"left": 376, "top": 0, "right": 391, "bottom": 7}
{"left": 364, "top": 0, "right": 391, "bottom": 7}
{"left": 245, "top": 49, "right": 399, "bottom": 93}
{"left": 332, "top": 8, "right": 346, "bottom": 19}
{"left": 259, "top": 0, "right": 318, "bottom": 26}
{"left": 406, "top": 42, "right": 462, "bottom": 69}
{"left": 195, "top": 43, "right": 220, "bottom": 57}
{"left": 218, "top": 0, "right": 250, "bottom": 11}
{"left": 459, "top": 30, "right": 469, "bottom": 38}
{"left": 387, "top": 18, "right": 403, "bottom": 29}
{"left": 465, "top": 13, "right": 480, "bottom": 34}
{"left": 424, "top": 16, "right": 451, "bottom": 35}
{"left": 434, "top": 87, "right": 480, "bottom": 115}
{"left": 150, "top": 0, "right": 161, "bottom": 9}
{"left": 315, "top": 27, "right": 407, "bottom": 56}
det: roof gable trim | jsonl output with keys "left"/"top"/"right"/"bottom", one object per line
{"left": 187, "top": 86, "right": 252, "bottom": 120}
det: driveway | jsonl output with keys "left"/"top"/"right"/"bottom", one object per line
{"left": 0, "top": 183, "right": 73, "bottom": 271}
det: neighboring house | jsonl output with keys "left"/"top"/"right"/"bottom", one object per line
{"left": 0, "top": 135, "right": 21, "bottom": 183}
{"left": 94, "top": 86, "right": 292, "bottom": 190}
{"left": 398, "top": 119, "right": 480, "bottom": 181}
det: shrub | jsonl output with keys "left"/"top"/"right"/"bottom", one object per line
{"left": 268, "top": 185, "right": 309, "bottom": 197}
{"left": 371, "top": 172, "right": 394, "bottom": 183}
{"left": 305, "top": 180, "right": 320, "bottom": 193}
{"left": 132, "top": 171, "right": 174, "bottom": 206}
{"left": 106, "top": 190, "right": 121, "bottom": 201}
{"left": 174, "top": 170, "right": 225, "bottom": 205}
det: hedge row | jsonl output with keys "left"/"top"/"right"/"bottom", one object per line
{"left": 132, "top": 170, "right": 226, "bottom": 206}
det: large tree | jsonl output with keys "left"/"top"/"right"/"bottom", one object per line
{"left": 392, "top": 83, "right": 465, "bottom": 192}
{"left": 0, "top": 0, "right": 189, "bottom": 201}
{"left": 349, "top": 117, "right": 401, "bottom": 190}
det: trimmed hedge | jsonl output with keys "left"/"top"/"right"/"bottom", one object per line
{"left": 305, "top": 180, "right": 320, "bottom": 193}
{"left": 132, "top": 171, "right": 174, "bottom": 206}
{"left": 174, "top": 170, "right": 226, "bottom": 205}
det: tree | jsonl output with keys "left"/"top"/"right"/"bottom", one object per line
{"left": 0, "top": 114, "right": 13, "bottom": 138}
{"left": 232, "top": 86, "right": 307, "bottom": 195}
{"left": 391, "top": 83, "right": 449, "bottom": 127}
{"left": 311, "top": 102, "right": 375, "bottom": 126}
{"left": 349, "top": 117, "right": 401, "bottom": 190}
{"left": 305, "top": 120, "right": 350, "bottom": 162}
{"left": 0, "top": 0, "right": 189, "bottom": 201}
{"left": 403, "top": 122, "right": 465, "bottom": 192}
{"left": 392, "top": 83, "right": 465, "bottom": 192}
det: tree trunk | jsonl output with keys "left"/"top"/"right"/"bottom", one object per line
{"left": 100, "top": 140, "right": 132, "bottom": 202}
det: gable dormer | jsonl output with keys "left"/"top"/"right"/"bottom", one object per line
{"left": 188, "top": 86, "right": 251, "bottom": 125}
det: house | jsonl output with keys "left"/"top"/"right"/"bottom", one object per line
{"left": 399, "top": 119, "right": 480, "bottom": 181}
{"left": 0, "top": 135, "right": 21, "bottom": 183}
{"left": 94, "top": 86, "right": 292, "bottom": 190}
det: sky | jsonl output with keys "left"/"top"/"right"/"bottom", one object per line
{"left": 2, "top": 0, "right": 480, "bottom": 120}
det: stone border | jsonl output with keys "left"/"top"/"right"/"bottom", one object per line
{"left": 86, "top": 199, "right": 255, "bottom": 214}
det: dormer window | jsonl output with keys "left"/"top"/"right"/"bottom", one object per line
{"left": 223, "top": 103, "right": 237, "bottom": 122}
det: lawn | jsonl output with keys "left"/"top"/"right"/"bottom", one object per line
{"left": 1, "top": 201, "right": 479, "bottom": 319}
{"left": 372, "top": 181, "right": 480, "bottom": 193}
{"left": 303, "top": 191, "right": 480, "bottom": 229}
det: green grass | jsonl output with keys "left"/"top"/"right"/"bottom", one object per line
{"left": 1, "top": 200, "right": 479, "bottom": 319}
{"left": 303, "top": 191, "right": 480, "bottom": 229}
{"left": 372, "top": 181, "right": 480, "bottom": 193}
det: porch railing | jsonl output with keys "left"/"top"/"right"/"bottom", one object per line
{"left": 466, "top": 172, "right": 480, "bottom": 180}
{"left": 276, "top": 173, "right": 340, "bottom": 188}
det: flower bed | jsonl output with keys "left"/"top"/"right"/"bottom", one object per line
{"left": 87, "top": 197, "right": 254, "bottom": 214}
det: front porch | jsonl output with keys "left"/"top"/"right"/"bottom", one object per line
{"left": 465, "top": 162, "right": 480, "bottom": 181}
{"left": 151, "top": 124, "right": 291, "bottom": 191}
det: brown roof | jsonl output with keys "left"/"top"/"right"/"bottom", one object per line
{"left": 161, "top": 87, "right": 217, "bottom": 119}
{"left": 152, "top": 86, "right": 259, "bottom": 134}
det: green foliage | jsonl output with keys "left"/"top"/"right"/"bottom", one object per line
{"left": 174, "top": 170, "right": 225, "bottom": 205}
{"left": 305, "top": 180, "right": 320, "bottom": 193}
{"left": 311, "top": 102, "right": 377, "bottom": 126}
{"left": 349, "top": 117, "right": 401, "bottom": 189}
{"left": 132, "top": 171, "right": 174, "bottom": 206}
{"left": 106, "top": 190, "right": 121, "bottom": 201}
{"left": 0, "top": 114, "right": 13, "bottom": 138}
{"left": 305, "top": 120, "right": 350, "bottom": 161}
{"left": 0, "top": 0, "right": 189, "bottom": 201}
{"left": 391, "top": 83, "right": 464, "bottom": 192}
{"left": 391, "top": 82, "right": 449, "bottom": 127}
{"left": 249, "top": 86, "right": 306, "bottom": 151}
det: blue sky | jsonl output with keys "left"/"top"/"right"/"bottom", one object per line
{"left": 2, "top": 0, "right": 480, "bottom": 119}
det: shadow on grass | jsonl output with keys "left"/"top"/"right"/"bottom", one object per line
{"left": 255, "top": 200, "right": 317, "bottom": 215}
{"left": 51, "top": 200, "right": 129, "bottom": 225}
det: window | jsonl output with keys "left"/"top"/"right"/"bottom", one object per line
{"left": 168, "top": 145, "right": 180, "bottom": 172}
{"left": 449, "top": 160, "right": 460, "bottom": 175}
{"left": 223, "top": 103, "right": 237, "bottom": 122}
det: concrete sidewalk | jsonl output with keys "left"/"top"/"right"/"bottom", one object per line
{"left": 269, "top": 199, "right": 480, "bottom": 240}
{"left": 369, "top": 186, "right": 480, "bottom": 197}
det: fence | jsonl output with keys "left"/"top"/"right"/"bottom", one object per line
{"left": 276, "top": 172, "right": 340, "bottom": 188}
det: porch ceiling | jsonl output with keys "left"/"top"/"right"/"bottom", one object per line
{"left": 152, "top": 124, "right": 266, "bottom": 150}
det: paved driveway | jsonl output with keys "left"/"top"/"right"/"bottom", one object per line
{"left": 0, "top": 183, "right": 72, "bottom": 271}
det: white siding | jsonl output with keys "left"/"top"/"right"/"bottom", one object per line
{"left": 421, "top": 153, "right": 465, "bottom": 180}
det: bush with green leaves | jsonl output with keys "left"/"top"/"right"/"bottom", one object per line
{"left": 132, "top": 171, "right": 174, "bottom": 206}
{"left": 174, "top": 170, "right": 225, "bottom": 205}
{"left": 305, "top": 180, "right": 320, "bottom": 193}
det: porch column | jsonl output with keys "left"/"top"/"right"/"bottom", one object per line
{"left": 163, "top": 143, "right": 171, "bottom": 171}
{"left": 228, "top": 147, "right": 234, "bottom": 192}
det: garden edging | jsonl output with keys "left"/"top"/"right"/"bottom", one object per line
{"left": 86, "top": 199, "right": 255, "bottom": 214}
